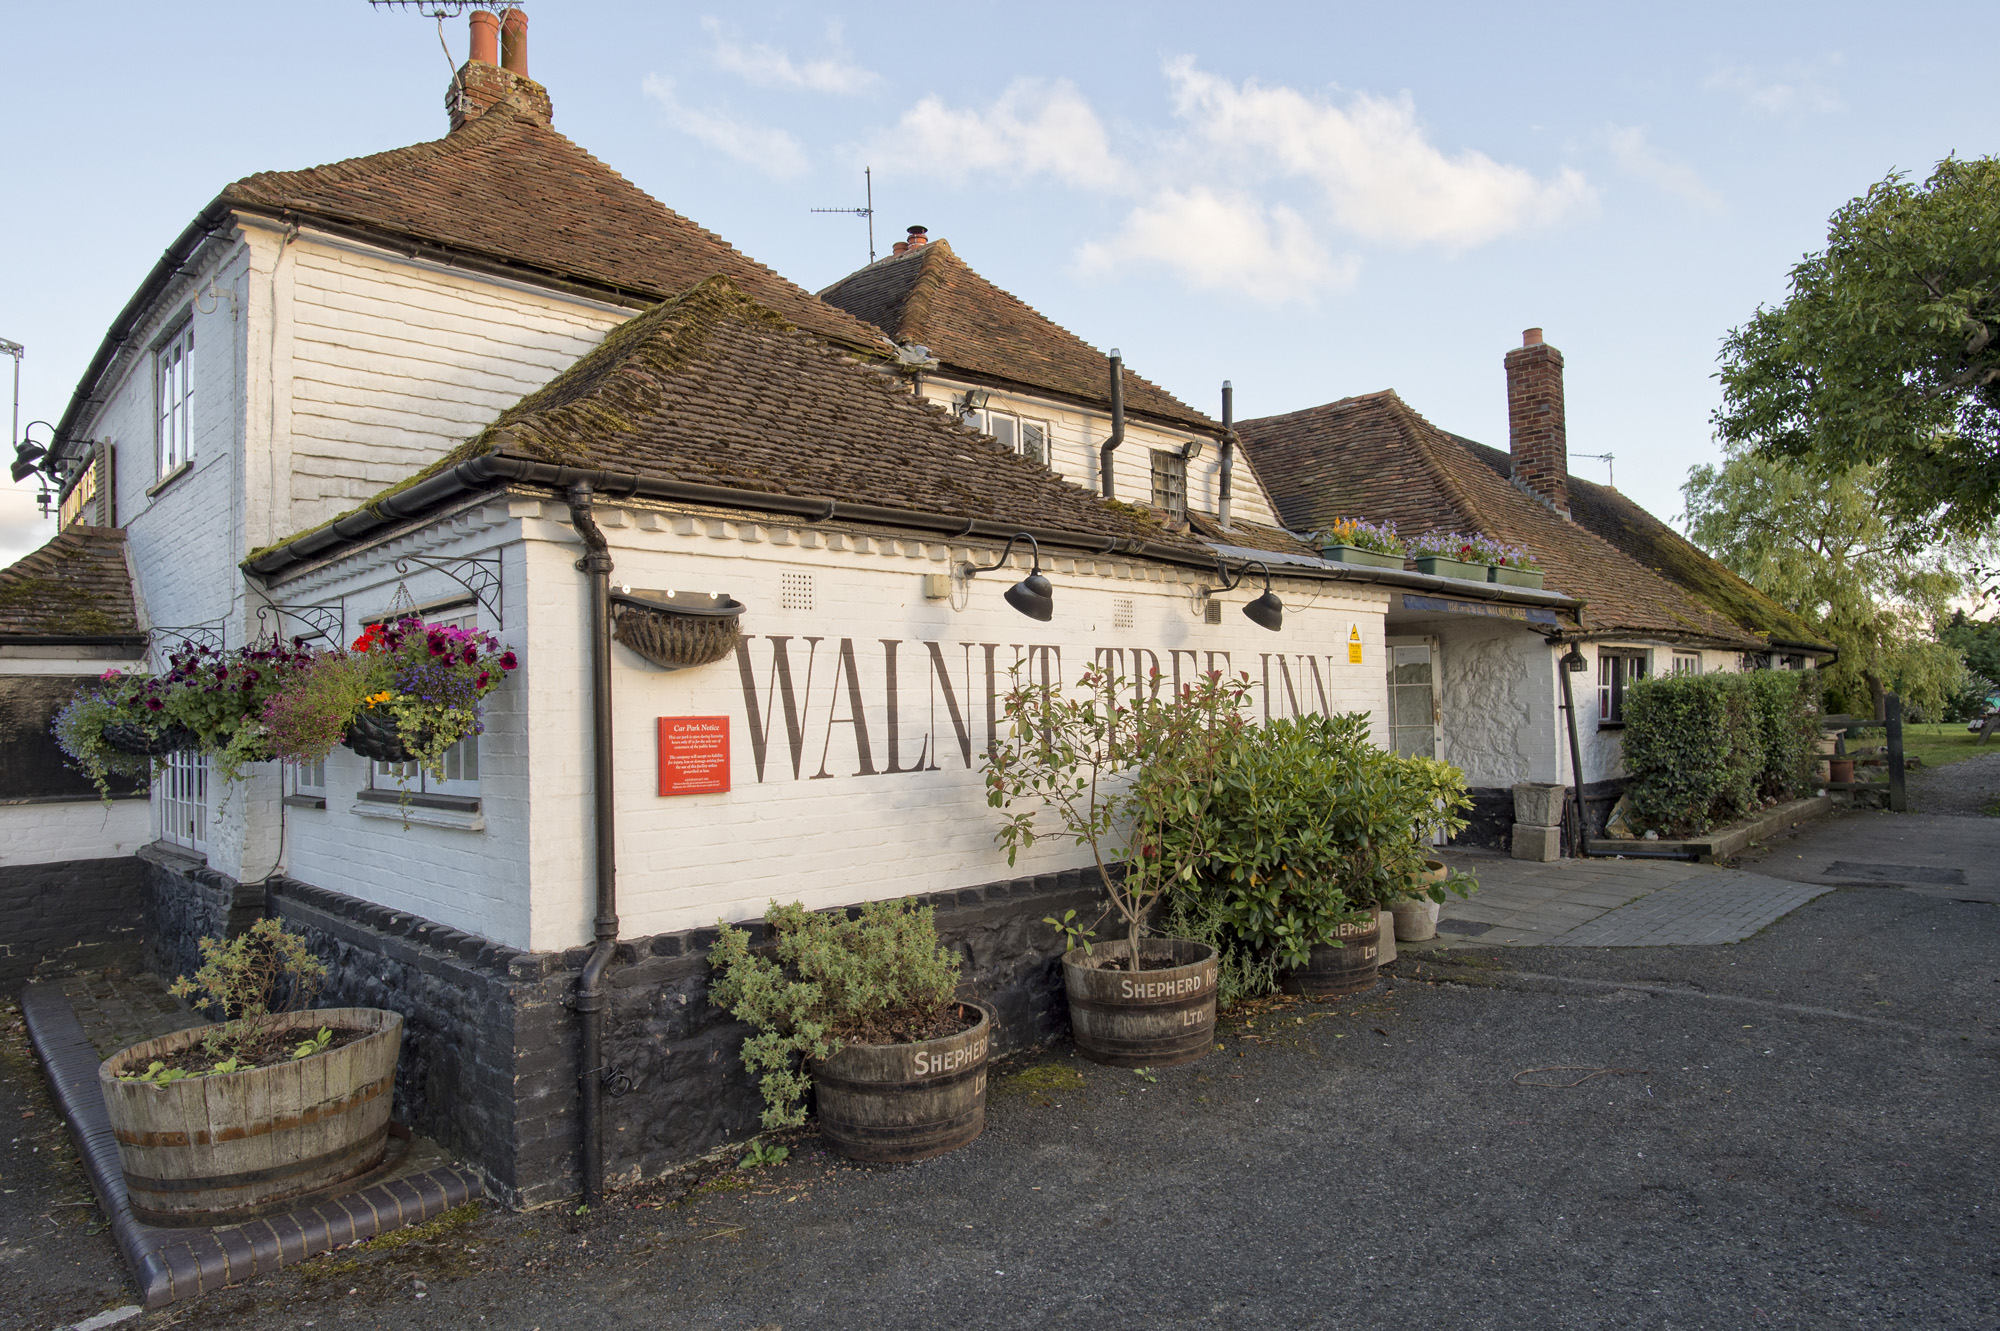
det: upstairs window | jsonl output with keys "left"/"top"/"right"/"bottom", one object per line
{"left": 974, "top": 410, "right": 1049, "bottom": 468}
{"left": 1598, "top": 650, "right": 1649, "bottom": 724}
{"left": 1151, "top": 450, "right": 1187, "bottom": 520}
{"left": 156, "top": 321, "right": 195, "bottom": 477}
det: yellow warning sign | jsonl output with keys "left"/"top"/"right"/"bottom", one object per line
{"left": 1347, "top": 623, "right": 1363, "bottom": 664}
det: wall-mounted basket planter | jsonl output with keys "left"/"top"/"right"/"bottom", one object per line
{"left": 101, "top": 722, "right": 199, "bottom": 757}
{"left": 611, "top": 589, "right": 746, "bottom": 671}
{"left": 342, "top": 709, "right": 420, "bottom": 764}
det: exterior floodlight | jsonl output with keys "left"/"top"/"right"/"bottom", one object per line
{"left": 962, "top": 533, "right": 1054, "bottom": 622}
{"left": 1214, "top": 557, "right": 1283, "bottom": 631}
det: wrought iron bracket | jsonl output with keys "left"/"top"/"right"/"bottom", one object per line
{"left": 148, "top": 620, "right": 227, "bottom": 661}
{"left": 393, "top": 554, "right": 502, "bottom": 627}
{"left": 254, "top": 601, "right": 346, "bottom": 648}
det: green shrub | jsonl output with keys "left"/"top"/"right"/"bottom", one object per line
{"left": 708, "top": 900, "right": 962, "bottom": 1130}
{"left": 1624, "top": 670, "right": 1821, "bottom": 834}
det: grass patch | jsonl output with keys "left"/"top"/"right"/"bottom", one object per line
{"left": 993, "top": 1062, "right": 1085, "bottom": 1107}
{"left": 1879, "top": 722, "right": 1995, "bottom": 770}
{"left": 360, "top": 1201, "right": 483, "bottom": 1252}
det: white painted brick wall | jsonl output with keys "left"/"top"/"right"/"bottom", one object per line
{"left": 0, "top": 799, "right": 152, "bottom": 867}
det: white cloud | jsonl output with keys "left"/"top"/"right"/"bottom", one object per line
{"left": 1077, "top": 188, "right": 1356, "bottom": 305}
{"left": 701, "top": 18, "right": 878, "bottom": 95}
{"left": 0, "top": 482, "right": 52, "bottom": 569}
{"left": 1606, "top": 125, "right": 1724, "bottom": 213}
{"left": 1705, "top": 60, "right": 1843, "bottom": 115}
{"left": 641, "top": 74, "right": 809, "bottom": 179}
{"left": 1162, "top": 57, "right": 1594, "bottom": 250}
{"left": 876, "top": 78, "right": 1132, "bottom": 191}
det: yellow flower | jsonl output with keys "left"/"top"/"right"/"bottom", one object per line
{"left": 364, "top": 692, "right": 392, "bottom": 706}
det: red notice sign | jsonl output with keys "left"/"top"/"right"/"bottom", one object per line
{"left": 658, "top": 716, "right": 730, "bottom": 796}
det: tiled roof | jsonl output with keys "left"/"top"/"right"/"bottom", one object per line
{"left": 817, "top": 241, "right": 1217, "bottom": 432}
{"left": 221, "top": 90, "right": 888, "bottom": 352}
{"left": 0, "top": 525, "right": 142, "bottom": 640}
{"left": 334, "top": 277, "right": 1218, "bottom": 557}
{"left": 1238, "top": 391, "right": 1817, "bottom": 648}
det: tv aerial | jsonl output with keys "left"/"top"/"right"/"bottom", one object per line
{"left": 812, "top": 167, "right": 876, "bottom": 263}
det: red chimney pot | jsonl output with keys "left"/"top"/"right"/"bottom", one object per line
{"left": 905, "top": 225, "right": 928, "bottom": 248}
{"left": 1522, "top": 327, "right": 1544, "bottom": 347}
{"left": 468, "top": 10, "right": 499, "bottom": 65}
{"left": 500, "top": 7, "right": 529, "bottom": 76}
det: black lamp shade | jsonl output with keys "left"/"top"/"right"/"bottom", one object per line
{"left": 1562, "top": 649, "right": 1589, "bottom": 673}
{"left": 1004, "top": 572, "right": 1055, "bottom": 621}
{"left": 1242, "top": 590, "right": 1284, "bottom": 631}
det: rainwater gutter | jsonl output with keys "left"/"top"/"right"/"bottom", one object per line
{"left": 1098, "top": 350, "right": 1124, "bottom": 499}
{"left": 565, "top": 482, "right": 619, "bottom": 1206}
{"left": 1555, "top": 639, "right": 1592, "bottom": 860}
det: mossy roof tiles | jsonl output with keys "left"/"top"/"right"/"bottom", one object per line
{"left": 817, "top": 241, "right": 1216, "bottom": 433}
{"left": 1239, "top": 390, "right": 1826, "bottom": 650}
{"left": 0, "top": 525, "right": 141, "bottom": 640}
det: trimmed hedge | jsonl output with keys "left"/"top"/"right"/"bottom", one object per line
{"left": 1623, "top": 670, "right": 1820, "bottom": 835}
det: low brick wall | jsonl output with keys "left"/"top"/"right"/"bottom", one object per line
{"left": 0, "top": 853, "right": 148, "bottom": 987}
{"left": 262, "top": 868, "right": 1101, "bottom": 1208}
{"left": 138, "top": 844, "right": 265, "bottom": 982}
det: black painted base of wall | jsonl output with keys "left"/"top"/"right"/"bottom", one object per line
{"left": 138, "top": 844, "right": 264, "bottom": 982}
{"left": 0, "top": 853, "right": 147, "bottom": 988}
{"left": 1450, "top": 780, "right": 1628, "bottom": 854}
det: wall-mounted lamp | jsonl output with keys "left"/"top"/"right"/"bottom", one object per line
{"left": 957, "top": 388, "right": 991, "bottom": 420}
{"left": 1180, "top": 437, "right": 1206, "bottom": 462}
{"left": 1561, "top": 647, "right": 1589, "bottom": 673}
{"left": 1213, "top": 557, "right": 1283, "bottom": 631}
{"left": 961, "top": 532, "right": 1053, "bottom": 621}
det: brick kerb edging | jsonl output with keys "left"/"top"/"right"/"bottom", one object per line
{"left": 19, "top": 983, "right": 482, "bottom": 1309}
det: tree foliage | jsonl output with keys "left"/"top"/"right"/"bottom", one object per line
{"left": 1714, "top": 157, "right": 2000, "bottom": 534}
{"left": 1682, "top": 449, "right": 1965, "bottom": 716}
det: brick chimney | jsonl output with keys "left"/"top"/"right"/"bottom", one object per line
{"left": 1505, "top": 327, "right": 1569, "bottom": 518}
{"left": 448, "top": 8, "right": 552, "bottom": 132}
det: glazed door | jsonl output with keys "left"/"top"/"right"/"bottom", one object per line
{"left": 1385, "top": 639, "right": 1441, "bottom": 759}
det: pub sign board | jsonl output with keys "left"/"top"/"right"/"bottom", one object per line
{"left": 659, "top": 716, "right": 730, "bottom": 796}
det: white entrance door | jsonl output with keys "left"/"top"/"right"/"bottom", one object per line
{"left": 1386, "top": 640, "right": 1441, "bottom": 759}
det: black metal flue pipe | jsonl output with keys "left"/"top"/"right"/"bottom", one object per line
{"left": 1219, "top": 379, "right": 1235, "bottom": 529}
{"left": 1557, "top": 641, "right": 1591, "bottom": 860}
{"left": 566, "top": 482, "right": 619, "bottom": 1205}
{"left": 1098, "top": 349, "right": 1124, "bottom": 499}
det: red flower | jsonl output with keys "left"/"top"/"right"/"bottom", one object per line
{"left": 499, "top": 652, "right": 518, "bottom": 671}
{"left": 476, "top": 671, "right": 491, "bottom": 690}
{"left": 353, "top": 625, "right": 386, "bottom": 652}
{"left": 462, "top": 647, "right": 477, "bottom": 666}
{"left": 145, "top": 697, "right": 164, "bottom": 712}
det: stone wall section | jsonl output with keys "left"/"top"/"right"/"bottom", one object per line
{"left": 137, "top": 844, "right": 264, "bottom": 983}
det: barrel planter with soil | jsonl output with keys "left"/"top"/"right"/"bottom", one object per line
{"left": 1280, "top": 915, "right": 1382, "bottom": 997}
{"left": 808, "top": 1002, "right": 992, "bottom": 1163}
{"left": 99, "top": 1007, "right": 402, "bottom": 1225}
{"left": 1063, "top": 938, "right": 1218, "bottom": 1069}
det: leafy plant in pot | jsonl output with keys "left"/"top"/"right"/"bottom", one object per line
{"left": 984, "top": 664, "right": 1247, "bottom": 1067}
{"left": 97, "top": 919, "right": 403, "bottom": 1224}
{"left": 709, "top": 899, "right": 992, "bottom": 1163}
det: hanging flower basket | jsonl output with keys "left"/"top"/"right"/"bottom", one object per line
{"left": 340, "top": 708, "right": 422, "bottom": 764}
{"left": 100, "top": 721, "right": 199, "bottom": 757}
{"left": 611, "top": 590, "right": 746, "bottom": 671}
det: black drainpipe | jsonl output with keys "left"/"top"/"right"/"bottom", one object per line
{"left": 1218, "top": 379, "right": 1235, "bottom": 530}
{"left": 567, "top": 482, "right": 619, "bottom": 1205}
{"left": 1556, "top": 640, "right": 1591, "bottom": 859}
{"left": 1098, "top": 349, "right": 1124, "bottom": 499}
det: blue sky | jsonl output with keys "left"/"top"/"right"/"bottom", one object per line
{"left": 2, "top": 0, "right": 1990, "bottom": 564}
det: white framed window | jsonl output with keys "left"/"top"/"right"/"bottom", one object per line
{"left": 1598, "top": 650, "right": 1649, "bottom": 724}
{"left": 1150, "top": 450, "right": 1188, "bottom": 520}
{"left": 286, "top": 758, "right": 327, "bottom": 808}
{"left": 1673, "top": 652, "right": 1702, "bottom": 676}
{"left": 367, "top": 613, "right": 481, "bottom": 802}
{"left": 974, "top": 410, "right": 1050, "bottom": 468}
{"left": 156, "top": 321, "right": 195, "bottom": 477}
{"left": 160, "top": 749, "right": 208, "bottom": 853}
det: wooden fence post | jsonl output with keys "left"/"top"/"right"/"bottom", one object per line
{"left": 1886, "top": 692, "right": 1906, "bottom": 813}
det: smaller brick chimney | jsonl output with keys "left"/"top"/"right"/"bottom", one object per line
{"left": 1505, "top": 327, "right": 1569, "bottom": 518}
{"left": 448, "top": 8, "right": 552, "bottom": 132}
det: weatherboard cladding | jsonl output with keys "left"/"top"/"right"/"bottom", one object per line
{"left": 1239, "top": 390, "right": 1777, "bottom": 648}
{"left": 221, "top": 91, "right": 888, "bottom": 353}
{"left": 817, "top": 240, "right": 1217, "bottom": 434}
{"left": 292, "top": 277, "right": 1215, "bottom": 559}
{"left": 0, "top": 525, "right": 142, "bottom": 640}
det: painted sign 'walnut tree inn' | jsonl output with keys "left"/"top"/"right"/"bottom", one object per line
{"left": 0, "top": 12, "right": 1828, "bottom": 1205}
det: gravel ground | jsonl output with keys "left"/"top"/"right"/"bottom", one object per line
{"left": 1906, "top": 746, "right": 2000, "bottom": 816}
{"left": 9, "top": 874, "right": 1995, "bottom": 1331}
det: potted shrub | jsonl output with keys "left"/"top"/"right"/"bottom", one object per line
{"left": 1390, "top": 860, "right": 1452, "bottom": 942}
{"left": 1483, "top": 540, "right": 1546, "bottom": 590}
{"left": 985, "top": 665, "right": 1244, "bottom": 1068}
{"left": 1408, "top": 531, "right": 1491, "bottom": 582}
{"left": 98, "top": 918, "right": 402, "bottom": 1224}
{"left": 709, "top": 899, "right": 991, "bottom": 1163}
{"left": 1316, "top": 518, "right": 1406, "bottom": 570}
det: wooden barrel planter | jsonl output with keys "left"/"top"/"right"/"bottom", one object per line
{"left": 100, "top": 721, "right": 198, "bottom": 757}
{"left": 611, "top": 590, "right": 745, "bottom": 671}
{"left": 99, "top": 1007, "right": 402, "bottom": 1225}
{"left": 1280, "top": 916, "right": 1382, "bottom": 997}
{"left": 1062, "top": 938, "right": 1218, "bottom": 1069}
{"left": 808, "top": 1002, "right": 991, "bottom": 1163}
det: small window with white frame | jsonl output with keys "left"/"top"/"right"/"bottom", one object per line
{"left": 1598, "top": 649, "right": 1649, "bottom": 724}
{"left": 367, "top": 610, "right": 481, "bottom": 805}
{"left": 973, "top": 409, "right": 1050, "bottom": 469}
{"left": 1673, "top": 652, "right": 1702, "bottom": 675}
{"left": 159, "top": 749, "right": 208, "bottom": 853}
{"left": 156, "top": 320, "right": 195, "bottom": 477}
{"left": 288, "top": 758, "right": 327, "bottom": 808}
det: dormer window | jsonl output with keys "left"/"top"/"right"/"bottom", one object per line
{"left": 156, "top": 320, "right": 195, "bottom": 477}
{"left": 973, "top": 409, "right": 1049, "bottom": 469}
{"left": 1151, "top": 449, "right": 1187, "bottom": 520}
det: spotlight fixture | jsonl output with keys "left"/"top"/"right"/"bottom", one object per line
{"left": 961, "top": 532, "right": 1054, "bottom": 621}
{"left": 1213, "top": 557, "right": 1283, "bottom": 631}
{"left": 958, "top": 388, "right": 991, "bottom": 420}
